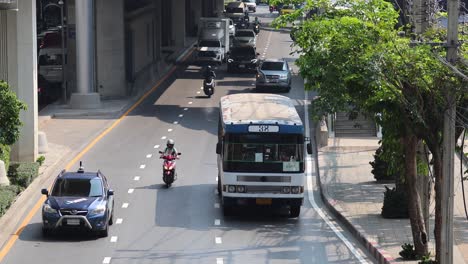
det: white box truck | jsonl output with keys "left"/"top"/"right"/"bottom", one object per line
{"left": 196, "top": 17, "right": 230, "bottom": 65}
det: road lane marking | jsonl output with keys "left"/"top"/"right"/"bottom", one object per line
{"left": 0, "top": 47, "right": 195, "bottom": 263}
{"left": 110, "top": 236, "right": 118, "bottom": 243}
{"left": 168, "top": 128, "right": 173, "bottom": 132}
{"left": 146, "top": 154, "right": 152, "bottom": 158}
{"left": 139, "top": 164, "right": 146, "bottom": 169}
{"left": 179, "top": 114, "right": 184, "bottom": 117}
{"left": 214, "top": 203, "right": 220, "bottom": 208}
{"left": 216, "top": 176, "right": 218, "bottom": 182}
{"left": 116, "top": 218, "right": 123, "bottom": 224}
{"left": 216, "top": 258, "right": 223, "bottom": 264}
{"left": 303, "top": 91, "right": 368, "bottom": 263}
{"left": 134, "top": 176, "right": 140, "bottom": 181}
{"left": 122, "top": 203, "right": 129, "bottom": 208}
{"left": 173, "top": 121, "right": 179, "bottom": 125}
{"left": 128, "top": 189, "right": 134, "bottom": 194}
{"left": 197, "top": 91, "right": 201, "bottom": 94}
{"left": 161, "top": 136, "right": 167, "bottom": 140}
{"left": 188, "top": 101, "right": 193, "bottom": 105}
{"left": 184, "top": 108, "right": 188, "bottom": 111}
{"left": 154, "top": 145, "right": 160, "bottom": 148}
{"left": 214, "top": 219, "right": 221, "bottom": 226}
{"left": 103, "top": 257, "right": 112, "bottom": 264}
{"left": 215, "top": 237, "right": 222, "bottom": 244}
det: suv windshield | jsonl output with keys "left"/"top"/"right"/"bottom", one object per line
{"left": 51, "top": 178, "right": 103, "bottom": 197}
{"left": 261, "top": 61, "right": 285, "bottom": 71}
{"left": 231, "top": 47, "right": 255, "bottom": 57}
{"left": 39, "top": 54, "right": 63, "bottom": 66}
{"left": 226, "top": 7, "right": 244, "bottom": 13}
{"left": 236, "top": 31, "right": 255, "bottom": 37}
{"left": 199, "top": 40, "right": 221, "bottom": 47}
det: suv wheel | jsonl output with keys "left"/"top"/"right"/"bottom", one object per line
{"left": 99, "top": 225, "right": 109, "bottom": 237}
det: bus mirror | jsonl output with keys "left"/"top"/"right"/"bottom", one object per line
{"left": 216, "top": 142, "right": 222, "bottom": 154}
{"left": 307, "top": 143, "right": 313, "bottom": 154}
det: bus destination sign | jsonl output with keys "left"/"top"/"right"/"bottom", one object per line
{"left": 248, "top": 125, "right": 279, "bottom": 133}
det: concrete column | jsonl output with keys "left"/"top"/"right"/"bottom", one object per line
{"left": 70, "top": 0, "right": 101, "bottom": 108}
{"left": 6, "top": 0, "right": 38, "bottom": 162}
{"left": 95, "top": 0, "right": 126, "bottom": 97}
{"left": 172, "top": 0, "right": 185, "bottom": 47}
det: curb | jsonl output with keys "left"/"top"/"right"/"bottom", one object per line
{"left": 310, "top": 130, "right": 396, "bottom": 264}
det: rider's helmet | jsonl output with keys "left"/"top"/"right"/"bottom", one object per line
{"left": 206, "top": 65, "right": 212, "bottom": 71}
{"left": 255, "top": 16, "right": 259, "bottom": 21}
{"left": 167, "top": 139, "right": 175, "bottom": 149}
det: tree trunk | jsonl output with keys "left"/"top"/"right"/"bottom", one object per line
{"left": 404, "top": 134, "right": 429, "bottom": 256}
{"left": 432, "top": 148, "right": 443, "bottom": 262}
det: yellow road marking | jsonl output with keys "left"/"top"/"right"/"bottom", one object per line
{"left": 0, "top": 49, "right": 193, "bottom": 262}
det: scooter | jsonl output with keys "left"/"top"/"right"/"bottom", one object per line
{"left": 253, "top": 23, "right": 260, "bottom": 34}
{"left": 158, "top": 151, "right": 181, "bottom": 187}
{"left": 203, "top": 76, "right": 215, "bottom": 98}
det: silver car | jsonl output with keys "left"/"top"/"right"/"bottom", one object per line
{"left": 233, "top": 29, "right": 257, "bottom": 47}
{"left": 255, "top": 59, "right": 292, "bottom": 92}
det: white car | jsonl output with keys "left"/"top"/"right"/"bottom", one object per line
{"left": 242, "top": 0, "right": 256, "bottom": 12}
{"left": 233, "top": 29, "right": 257, "bottom": 48}
{"left": 228, "top": 19, "right": 236, "bottom": 37}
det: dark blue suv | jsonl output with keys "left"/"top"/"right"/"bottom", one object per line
{"left": 41, "top": 163, "right": 115, "bottom": 237}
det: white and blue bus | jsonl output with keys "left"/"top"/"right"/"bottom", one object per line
{"left": 216, "top": 93, "right": 311, "bottom": 217}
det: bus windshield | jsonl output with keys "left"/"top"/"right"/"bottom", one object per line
{"left": 223, "top": 133, "right": 304, "bottom": 173}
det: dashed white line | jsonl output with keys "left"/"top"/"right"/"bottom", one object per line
{"left": 179, "top": 114, "right": 184, "bottom": 117}
{"left": 215, "top": 237, "right": 222, "bottom": 244}
{"left": 216, "top": 258, "right": 223, "bottom": 264}
{"left": 146, "top": 154, "right": 152, "bottom": 158}
{"left": 197, "top": 91, "right": 201, "bottom": 94}
{"left": 184, "top": 108, "right": 188, "bottom": 111}
{"left": 128, "top": 189, "right": 134, "bottom": 194}
{"left": 139, "top": 164, "right": 146, "bottom": 169}
{"left": 214, "top": 203, "right": 220, "bottom": 208}
{"left": 116, "top": 218, "right": 123, "bottom": 224}
{"left": 216, "top": 176, "right": 218, "bottom": 182}
{"left": 200, "top": 86, "right": 204, "bottom": 90}
{"left": 122, "top": 203, "right": 129, "bottom": 208}
{"left": 110, "top": 236, "right": 118, "bottom": 243}
{"left": 168, "top": 128, "right": 173, "bottom": 132}
{"left": 154, "top": 144, "right": 160, "bottom": 148}
{"left": 161, "top": 136, "right": 167, "bottom": 140}
{"left": 134, "top": 176, "right": 140, "bottom": 181}
{"left": 173, "top": 121, "right": 179, "bottom": 125}
{"left": 188, "top": 102, "right": 193, "bottom": 105}
{"left": 103, "top": 257, "right": 112, "bottom": 264}
{"left": 214, "top": 219, "right": 221, "bottom": 226}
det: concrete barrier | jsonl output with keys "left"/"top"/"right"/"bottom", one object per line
{"left": 38, "top": 131, "right": 48, "bottom": 154}
{"left": 316, "top": 118, "right": 329, "bottom": 148}
{"left": 0, "top": 160, "right": 9, "bottom": 186}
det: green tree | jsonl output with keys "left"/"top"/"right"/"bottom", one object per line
{"left": 278, "top": 0, "right": 468, "bottom": 260}
{"left": 0, "top": 80, "right": 27, "bottom": 147}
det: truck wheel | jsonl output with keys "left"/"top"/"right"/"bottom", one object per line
{"left": 289, "top": 206, "right": 301, "bottom": 218}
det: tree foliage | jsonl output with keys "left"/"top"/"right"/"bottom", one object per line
{"left": 0, "top": 81, "right": 27, "bottom": 146}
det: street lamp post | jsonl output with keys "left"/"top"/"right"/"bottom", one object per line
{"left": 58, "top": 0, "right": 67, "bottom": 103}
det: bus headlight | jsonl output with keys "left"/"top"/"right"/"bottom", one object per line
{"left": 291, "top": 186, "right": 300, "bottom": 194}
{"left": 228, "top": 185, "right": 236, "bottom": 193}
{"left": 282, "top": 186, "right": 291, "bottom": 194}
{"left": 236, "top": 185, "right": 246, "bottom": 193}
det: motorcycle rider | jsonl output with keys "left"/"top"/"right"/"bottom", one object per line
{"left": 162, "top": 139, "right": 178, "bottom": 157}
{"left": 254, "top": 17, "right": 260, "bottom": 25}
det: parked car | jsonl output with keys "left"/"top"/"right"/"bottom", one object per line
{"left": 233, "top": 29, "right": 257, "bottom": 47}
{"left": 280, "top": 4, "right": 296, "bottom": 15}
{"left": 255, "top": 58, "right": 292, "bottom": 92}
{"left": 242, "top": 0, "right": 257, "bottom": 12}
{"left": 227, "top": 46, "right": 259, "bottom": 72}
{"left": 38, "top": 47, "right": 66, "bottom": 83}
{"left": 41, "top": 163, "right": 115, "bottom": 237}
{"left": 228, "top": 19, "right": 236, "bottom": 37}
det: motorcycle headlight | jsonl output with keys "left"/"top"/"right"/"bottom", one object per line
{"left": 43, "top": 203, "right": 58, "bottom": 214}
{"left": 256, "top": 72, "right": 265, "bottom": 79}
{"left": 89, "top": 204, "right": 106, "bottom": 216}
{"left": 228, "top": 58, "right": 234, "bottom": 63}
{"left": 251, "top": 59, "right": 257, "bottom": 64}
{"left": 279, "top": 74, "right": 288, "bottom": 80}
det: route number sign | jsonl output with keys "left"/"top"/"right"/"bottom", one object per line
{"left": 248, "top": 125, "right": 279, "bottom": 133}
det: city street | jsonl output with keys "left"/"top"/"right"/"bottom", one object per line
{"left": 1, "top": 6, "right": 375, "bottom": 264}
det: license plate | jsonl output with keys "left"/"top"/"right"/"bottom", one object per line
{"left": 256, "top": 198, "right": 272, "bottom": 205}
{"left": 239, "top": 65, "right": 245, "bottom": 68}
{"left": 269, "top": 79, "right": 278, "bottom": 83}
{"left": 66, "top": 219, "right": 80, "bottom": 226}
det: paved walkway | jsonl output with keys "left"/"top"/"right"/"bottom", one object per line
{"left": 315, "top": 137, "right": 468, "bottom": 263}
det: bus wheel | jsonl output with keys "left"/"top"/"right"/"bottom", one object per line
{"left": 289, "top": 206, "right": 301, "bottom": 218}
{"left": 223, "top": 206, "right": 234, "bottom": 216}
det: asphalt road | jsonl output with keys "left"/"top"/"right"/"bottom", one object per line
{"left": 1, "top": 6, "right": 375, "bottom": 264}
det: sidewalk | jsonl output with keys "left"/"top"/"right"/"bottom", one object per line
{"left": 314, "top": 136, "right": 468, "bottom": 263}
{"left": 0, "top": 43, "right": 195, "bottom": 251}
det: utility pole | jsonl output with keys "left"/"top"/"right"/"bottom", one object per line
{"left": 440, "top": 0, "right": 459, "bottom": 261}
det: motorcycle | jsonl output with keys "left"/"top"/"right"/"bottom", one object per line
{"left": 253, "top": 23, "right": 260, "bottom": 34}
{"left": 269, "top": 5, "right": 276, "bottom": 13}
{"left": 158, "top": 151, "right": 181, "bottom": 187}
{"left": 203, "top": 76, "right": 215, "bottom": 97}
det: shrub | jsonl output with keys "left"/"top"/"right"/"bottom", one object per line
{"left": 381, "top": 186, "right": 409, "bottom": 218}
{"left": 399, "top": 243, "right": 418, "bottom": 260}
{"left": 0, "top": 144, "right": 10, "bottom": 171}
{"left": 370, "top": 146, "right": 395, "bottom": 182}
{"left": 36, "top": 155, "right": 45, "bottom": 166}
{"left": 0, "top": 185, "right": 21, "bottom": 216}
{"left": 418, "top": 254, "right": 437, "bottom": 264}
{"left": 8, "top": 162, "right": 40, "bottom": 188}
